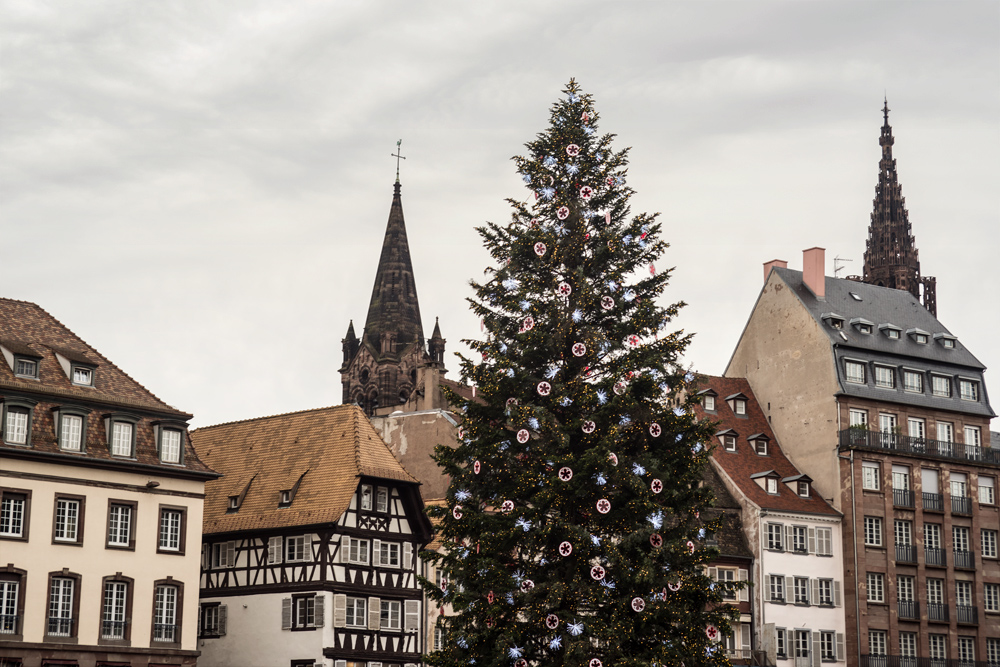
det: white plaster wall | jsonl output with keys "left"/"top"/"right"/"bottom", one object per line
{"left": 1, "top": 457, "right": 205, "bottom": 651}
{"left": 198, "top": 592, "right": 329, "bottom": 667}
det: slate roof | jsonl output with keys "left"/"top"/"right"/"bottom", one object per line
{"left": 694, "top": 376, "right": 840, "bottom": 517}
{"left": 0, "top": 298, "right": 188, "bottom": 416}
{"left": 700, "top": 465, "right": 753, "bottom": 560}
{"left": 194, "top": 404, "right": 426, "bottom": 536}
{"left": 770, "top": 268, "right": 994, "bottom": 418}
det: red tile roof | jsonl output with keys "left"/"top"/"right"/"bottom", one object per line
{"left": 693, "top": 376, "right": 839, "bottom": 517}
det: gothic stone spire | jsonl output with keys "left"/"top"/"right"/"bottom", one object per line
{"left": 862, "top": 99, "right": 937, "bottom": 315}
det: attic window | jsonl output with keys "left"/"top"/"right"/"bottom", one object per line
{"left": 849, "top": 292, "right": 863, "bottom": 301}
{"left": 14, "top": 357, "right": 38, "bottom": 379}
{"left": 279, "top": 490, "right": 292, "bottom": 507}
{"left": 850, "top": 318, "right": 874, "bottom": 335}
{"left": 879, "top": 323, "right": 902, "bottom": 340}
{"left": 766, "top": 478, "right": 778, "bottom": 495}
{"left": 798, "top": 481, "right": 810, "bottom": 498}
{"left": 703, "top": 395, "right": 715, "bottom": 411}
{"left": 72, "top": 366, "right": 94, "bottom": 386}
{"left": 228, "top": 496, "right": 239, "bottom": 510}
{"left": 933, "top": 333, "right": 957, "bottom": 349}
{"left": 750, "top": 437, "right": 768, "bottom": 456}
{"left": 906, "top": 328, "right": 930, "bottom": 344}
{"left": 717, "top": 430, "right": 738, "bottom": 452}
{"left": 822, "top": 313, "right": 845, "bottom": 330}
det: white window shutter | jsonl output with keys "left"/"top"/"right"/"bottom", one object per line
{"left": 740, "top": 624, "right": 750, "bottom": 651}
{"left": 836, "top": 633, "right": 845, "bottom": 660}
{"left": 785, "top": 576, "right": 792, "bottom": 601}
{"left": 304, "top": 533, "right": 313, "bottom": 562}
{"left": 785, "top": 525, "right": 793, "bottom": 550}
{"left": 281, "top": 597, "right": 292, "bottom": 630}
{"left": 368, "top": 597, "right": 381, "bottom": 630}
{"left": 314, "top": 594, "right": 325, "bottom": 627}
{"left": 811, "top": 631, "right": 820, "bottom": 667}
{"left": 226, "top": 541, "right": 236, "bottom": 568}
{"left": 269, "top": 536, "right": 283, "bottom": 564}
{"left": 201, "top": 543, "right": 209, "bottom": 569}
{"left": 834, "top": 580, "right": 842, "bottom": 607}
{"left": 333, "top": 594, "right": 347, "bottom": 628}
{"left": 373, "top": 539, "right": 382, "bottom": 567}
{"left": 219, "top": 605, "right": 228, "bottom": 635}
{"left": 763, "top": 577, "right": 771, "bottom": 602}
{"left": 340, "top": 537, "right": 350, "bottom": 563}
{"left": 808, "top": 527, "right": 816, "bottom": 553}
{"left": 404, "top": 599, "right": 419, "bottom": 631}
{"left": 708, "top": 567, "right": 717, "bottom": 581}
{"left": 738, "top": 569, "right": 749, "bottom": 602}
{"left": 811, "top": 579, "right": 819, "bottom": 605}
{"left": 403, "top": 542, "right": 412, "bottom": 570}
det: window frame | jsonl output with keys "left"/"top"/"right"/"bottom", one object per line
{"left": 902, "top": 370, "right": 923, "bottom": 393}
{"left": 157, "top": 425, "right": 185, "bottom": 464}
{"left": 360, "top": 484, "right": 373, "bottom": 511}
{"left": 150, "top": 579, "right": 183, "bottom": 646}
{"left": 71, "top": 364, "right": 94, "bottom": 386}
{"left": 345, "top": 596, "right": 367, "bottom": 627}
{"left": 766, "top": 523, "right": 784, "bottom": 551}
{"left": 157, "top": 505, "right": 187, "bottom": 556}
{"left": 199, "top": 601, "right": 227, "bottom": 638}
{"left": 376, "top": 487, "right": 389, "bottom": 513}
{"left": 766, "top": 477, "right": 778, "bottom": 495}
{"left": 379, "top": 540, "right": 401, "bottom": 568}
{"left": 703, "top": 395, "right": 716, "bottom": 411}
{"left": 863, "top": 516, "right": 883, "bottom": 547}
{"left": 980, "top": 476, "right": 996, "bottom": 505}
{"left": 291, "top": 594, "right": 317, "bottom": 631}
{"left": 45, "top": 570, "right": 81, "bottom": 641}
{"left": 1, "top": 398, "right": 36, "bottom": 447}
{"left": 768, "top": 574, "right": 785, "bottom": 602}
{"left": 874, "top": 365, "right": 895, "bottom": 389}
{"left": 845, "top": 361, "right": 866, "bottom": 384}
{"left": 0, "top": 566, "right": 27, "bottom": 640}
{"left": 866, "top": 572, "right": 885, "bottom": 603}
{"left": 106, "top": 499, "right": 137, "bottom": 551}
{"left": 380, "top": 599, "right": 402, "bottom": 631}
{"left": 13, "top": 356, "right": 39, "bottom": 379}
{"left": 52, "top": 494, "right": 85, "bottom": 546}
{"left": 931, "top": 375, "right": 951, "bottom": 397}
{"left": 55, "top": 407, "right": 90, "bottom": 453}
{"left": 869, "top": 629, "right": 887, "bottom": 655}
{"left": 861, "top": 461, "right": 881, "bottom": 491}
{"left": 982, "top": 529, "right": 997, "bottom": 559}
{"left": 959, "top": 379, "right": 980, "bottom": 402}
{"left": 985, "top": 583, "right": 1000, "bottom": 613}
{"left": 0, "top": 488, "right": 31, "bottom": 542}
{"left": 106, "top": 414, "right": 139, "bottom": 458}
{"left": 98, "top": 574, "right": 134, "bottom": 645}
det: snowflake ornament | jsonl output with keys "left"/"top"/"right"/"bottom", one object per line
{"left": 545, "top": 614, "right": 560, "bottom": 629}
{"left": 516, "top": 429, "right": 530, "bottom": 444}
{"left": 632, "top": 463, "right": 646, "bottom": 476}
{"left": 596, "top": 498, "right": 611, "bottom": 514}
{"left": 509, "top": 646, "right": 524, "bottom": 659}
{"left": 534, "top": 242, "right": 547, "bottom": 257}
{"left": 590, "top": 565, "right": 605, "bottom": 580}
{"left": 572, "top": 342, "right": 586, "bottom": 357}
{"left": 557, "top": 282, "right": 572, "bottom": 296}
{"left": 516, "top": 518, "right": 532, "bottom": 532}
{"left": 601, "top": 296, "right": 614, "bottom": 310}
{"left": 631, "top": 597, "right": 646, "bottom": 612}
{"left": 558, "top": 541, "right": 573, "bottom": 556}
{"left": 649, "top": 423, "right": 662, "bottom": 437}
{"left": 566, "top": 144, "right": 580, "bottom": 157}
{"left": 549, "top": 636, "right": 562, "bottom": 650}
{"left": 647, "top": 511, "right": 664, "bottom": 529}
{"left": 596, "top": 390, "right": 607, "bottom": 405}
{"left": 651, "top": 479, "right": 663, "bottom": 494}
{"left": 537, "top": 381, "right": 551, "bottom": 396}
{"left": 580, "top": 186, "right": 593, "bottom": 200}
{"left": 649, "top": 533, "right": 663, "bottom": 547}
{"left": 556, "top": 206, "right": 570, "bottom": 220}
{"left": 558, "top": 467, "right": 573, "bottom": 481}
{"left": 624, "top": 289, "right": 636, "bottom": 301}
{"left": 455, "top": 489, "right": 471, "bottom": 501}
{"left": 540, "top": 187, "right": 555, "bottom": 200}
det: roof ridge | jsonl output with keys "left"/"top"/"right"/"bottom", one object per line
{"left": 193, "top": 403, "right": 352, "bottom": 432}
{"left": 353, "top": 405, "right": 363, "bottom": 475}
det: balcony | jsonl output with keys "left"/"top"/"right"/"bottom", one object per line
{"left": 927, "top": 603, "right": 949, "bottom": 622}
{"left": 925, "top": 547, "right": 947, "bottom": 567}
{"left": 892, "top": 488, "right": 915, "bottom": 508}
{"left": 839, "top": 429, "right": 1000, "bottom": 464}
{"left": 101, "top": 619, "right": 127, "bottom": 640}
{"left": 897, "top": 599, "right": 919, "bottom": 619}
{"left": 46, "top": 617, "right": 73, "bottom": 637}
{"left": 952, "top": 495, "right": 973, "bottom": 515}
{"left": 954, "top": 549, "right": 975, "bottom": 569}
{"left": 923, "top": 492, "right": 944, "bottom": 512}
{"left": 861, "top": 657, "right": 996, "bottom": 667}
{"left": 895, "top": 544, "right": 918, "bottom": 563}
{"left": 957, "top": 604, "right": 978, "bottom": 625}
{"left": 152, "top": 623, "right": 177, "bottom": 642}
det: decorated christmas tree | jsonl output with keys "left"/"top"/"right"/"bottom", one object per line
{"left": 423, "top": 80, "right": 739, "bottom": 667}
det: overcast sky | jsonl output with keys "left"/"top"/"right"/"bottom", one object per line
{"left": 2, "top": 0, "right": 997, "bottom": 428}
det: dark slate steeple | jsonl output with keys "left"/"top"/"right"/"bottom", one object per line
{"left": 862, "top": 99, "right": 937, "bottom": 315}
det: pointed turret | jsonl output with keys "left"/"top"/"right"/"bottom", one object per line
{"left": 363, "top": 181, "right": 425, "bottom": 356}
{"left": 861, "top": 99, "right": 937, "bottom": 315}
{"left": 341, "top": 320, "right": 359, "bottom": 366}
{"left": 428, "top": 317, "right": 446, "bottom": 366}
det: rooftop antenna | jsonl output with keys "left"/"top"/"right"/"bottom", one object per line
{"left": 391, "top": 139, "right": 406, "bottom": 184}
{"left": 834, "top": 256, "right": 853, "bottom": 277}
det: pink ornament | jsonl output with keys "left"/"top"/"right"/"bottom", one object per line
{"left": 558, "top": 467, "right": 573, "bottom": 481}
{"left": 608, "top": 452, "right": 618, "bottom": 466}
{"left": 590, "top": 565, "right": 605, "bottom": 580}
{"left": 580, "top": 186, "right": 593, "bottom": 200}
{"left": 522, "top": 316, "right": 535, "bottom": 331}
{"left": 590, "top": 660, "right": 603, "bottom": 667}
{"left": 558, "top": 541, "right": 573, "bottom": 556}
{"left": 705, "top": 625, "right": 720, "bottom": 641}
{"left": 582, "top": 112, "right": 589, "bottom": 122}
{"left": 601, "top": 296, "right": 614, "bottom": 310}
{"left": 649, "top": 533, "right": 663, "bottom": 547}
{"left": 596, "top": 498, "right": 611, "bottom": 514}
{"left": 501, "top": 500, "right": 514, "bottom": 513}
{"left": 687, "top": 540, "right": 695, "bottom": 554}
{"left": 557, "top": 206, "right": 570, "bottom": 220}
{"left": 631, "top": 597, "right": 645, "bottom": 612}
{"left": 534, "top": 242, "right": 547, "bottom": 257}
{"left": 649, "top": 423, "right": 662, "bottom": 437}
{"left": 487, "top": 590, "right": 495, "bottom": 604}
{"left": 566, "top": 144, "right": 580, "bottom": 157}
{"left": 651, "top": 479, "right": 663, "bottom": 494}
{"left": 473, "top": 461, "right": 481, "bottom": 474}
{"left": 649, "top": 264, "right": 656, "bottom": 275}
{"left": 545, "top": 614, "right": 559, "bottom": 629}
{"left": 520, "top": 579, "right": 534, "bottom": 592}
{"left": 457, "top": 427, "right": 465, "bottom": 439}
{"left": 627, "top": 334, "right": 641, "bottom": 348}
{"left": 572, "top": 342, "right": 586, "bottom": 357}
{"left": 557, "top": 282, "right": 572, "bottom": 296}
{"left": 605, "top": 211, "right": 611, "bottom": 225}
{"left": 668, "top": 580, "right": 681, "bottom": 592}
{"left": 582, "top": 420, "right": 596, "bottom": 434}
{"left": 452, "top": 506, "right": 463, "bottom": 519}
{"left": 517, "top": 429, "right": 530, "bottom": 444}
{"left": 537, "top": 381, "right": 551, "bottom": 396}
{"left": 606, "top": 176, "right": 615, "bottom": 187}
{"left": 613, "top": 381, "right": 626, "bottom": 395}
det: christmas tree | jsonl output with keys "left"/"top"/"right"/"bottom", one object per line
{"left": 423, "top": 80, "right": 739, "bottom": 667}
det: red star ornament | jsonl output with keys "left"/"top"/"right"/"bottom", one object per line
{"left": 590, "top": 565, "right": 605, "bottom": 580}
{"left": 557, "top": 282, "right": 572, "bottom": 296}
{"left": 649, "top": 533, "right": 663, "bottom": 547}
{"left": 545, "top": 614, "right": 559, "bottom": 629}
{"left": 582, "top": 420, "right": 596, "bottom": 434}
{"left": 566, "top": 144, "right": 580, "bottom": 157}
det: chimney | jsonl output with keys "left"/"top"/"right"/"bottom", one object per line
{"left": 802, "top": 247, "right": 826, "bottom": 299}
{"left": 763, "top": 259, "right": 788, "bottom": 282}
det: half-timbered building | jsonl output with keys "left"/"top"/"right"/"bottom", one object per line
{"left": 192, "top": 404, "right": 433, "bottom": 667}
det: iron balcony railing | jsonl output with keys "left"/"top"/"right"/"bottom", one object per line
{"left": 952, "top": 496, "right": 973, "bottom": 515}
{"left": 152, "top": 623, "right": 177, "bottom": 642}
{"left": 955, "top": 550, "right": 975, "bottom": 569}
{"left": 861, "top": 657, "right": 997, "bottom": 667}
{"left": 925, "top": 547, "right": 947, "bottom": 567}
{"left": 895, "top": 544, "right": 918, "bottom": 563}
{"left": 47, "top": 617, "right": 73, "bottom": 637}
{"left": 100, "top": 619, "right": 127, "bottom": 640}
{"left": 893, "top": 488, "right": 916, "bottom": 508}
{"left": 957, "top": 604, "right": 978, "bottom": 625}
{"left": 0, "top": 614, "right": 18, "bottom": 634}
{"left": 897, "top": 599, "right": 919, "bottom": 619}
{"left": 927, "top": 603, "right": 949, "bottom": 622}
{"left": 923, "top": 492, "right": 944, "bottom": 512}
{"left": 839, "top": 429, "right": 1000, "bottom": 464}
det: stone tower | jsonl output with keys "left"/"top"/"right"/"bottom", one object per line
{"left": 861, "top": 99, "right": 937, "bottom": 315}
{"left": 340, "top": 180, "right": 446, "bottom": 415}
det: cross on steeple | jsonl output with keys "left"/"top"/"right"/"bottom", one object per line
{"left": 391, "top": 139, "right": 406, "bottom": 183}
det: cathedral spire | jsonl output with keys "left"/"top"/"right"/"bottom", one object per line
{"left": 861, "top": 99, "right": 937, "bottom": 315}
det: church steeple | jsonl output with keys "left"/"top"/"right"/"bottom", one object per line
{"left": 861, "top": 99, "right": 937, "bottom": 315}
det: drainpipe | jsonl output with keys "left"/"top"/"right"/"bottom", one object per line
{"left": 837, "top": 447, "right": 860, "bottom": 667}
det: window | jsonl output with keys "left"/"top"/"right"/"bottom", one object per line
{"left": 797, "top": 481, "right": 810, "bottom": 497}
{"left": 957, "top": 580, "right": 972, "bottom": 606}
{"left": 849, "top": 409, "right": 868, "bottom": 427}
{"left": 775, "top": 628, "right": 786, "bottom": 658}
{"left": 981, "top": 476, "right": 996, "bottom": 505}
{"left": 345, "top": 597, "right": 366, "bottom": 627}
{"left": 0, "top": 570, "right": 24, "bottom": 637}
{"left": 932, "top": 375, "right": 951, "bottom": 397}
{"left": 768, "top": 575, "right": 784, "bottom": 602}
{"left": 285, "top": 535, "right": 310, "bottom": 563}
{"left": 376, "top": 487, "right": 389, "bottom": 513}
{"left": 818, "top": 579, "right": 834, "bottom": 605}
{"left": 960, "top": 379, "right": 979, "bottom": 401}
{"left": 434, "top": 622, "right": 445, "bottom": 651}
{"left": 988, "top": 639, "right": 1000, "bottom": 665}
{"left": 864, "top": 517, "right": 882, "bottom": 547}
{"left": 158, "top": 507, "right": 185, "bottom": 554}
{"left": 72, "top": 366, "right": 93, "bottom": 385}
{"left": 0, "top": 490, "right": 28, "bottom": 539}
{"left": 862, "top": 462, "right": 880, "bottom": 490}
{"left": 892, "top": 465, "right": 911, "bottom": 490}
{"left": 925, "top": 524, "right": 942, "bottom": 550}
{"left": 929, "top": 634, "right": 947, "bottom": 661}
{"left": 951, "top": 472, "right": 968, "bottom": 498}
{"left": 724, "top": 434, "right": 736, "bottom": 452}
{"left": 766, "top": 477, "right": 778, "bottom": 495}
{"left": 897, "top": 575, "right": 914, "bottom": 601}
{"left": 937, "top": 421, "right": 954, "bottom": 443}
{"left": 211, "top": 541, "right": 235, "bottom": 568}
{"left": 927, "top": 578, "right": 944, "bottom": 605}
{"left": 985, "top": 530, "right": 999, "bottom": 559}
{"left": 59, "top": 414, "right": 84, "bottom": 452}
{"left": 940, "top": 337, "right": 955, "bottom": 349}
{"left": 791, "top": 526, "right": 807, "bottom": 553}
{"left": 899, "top": 632, "right": 917, "bottom": 658}
{"left": 793, "top": 577, "right": 809, "bottom": 604}
{"left": 845, "top": 361, "right": 866, "bottom": 384}
{"left": 903, "top": 370, "right": 923, "bottom": 393}
{"left": 866, "top": 573, "right": 884, "bottom": 602}
{"left": 159, "top": 428, "right": 183, "bottom": 464}
{"left": 767, "top": 523, "right": 783, "bottom": 551}
{"left": 285, "top": 594, "right": 321, "bottom": 630}
{"left": 360, "top": 485, "right": 373, "bottom": 511}
{"left": 753, "top": 439, "right": 768, "bottom": 456}
{"left": 894, "top": 519, "right": 912, "bottom": 545}
{"left": 48, "top": 576, "right": 76, "bottom": 637}
{"left": 3, "top": 406, "right": 30, "bottom": 445}
{"left": 435, "top": 568, "right": 448, "bottom": 591}
{"left": 965, "top": 426, "right": 982, "bottom": 448}
{"left": 985, "top": 583, "right": 1000, "bottom": 612}
{"left": 152, "top": 583, "right": 180, "bottom": 643}
{"left": 200, "top": 603, "right": 227, "bottom": 637}
{"left": 913, "top": 333, "right": 928, "bottom": 344}
{"left": 954, "top": 526, "right": 970, "bottom": 552}
{"left": 110, "top": 421, "right": 134, "bottom": 457}
{"left": 703, "top": 395, "right": 715, "bottom": 411}
{"left": 874, "top": 366, "right": 894, "bottom": 388}
{"left": 815, "top": 527, "right": 833, "bottom": 556}
{"left": 907, "top": 418, "right": 925, "bottom": 439}
{"left": 380, "top": 599, "right": 401, "bottom": 630}
{"left": 14, "top": 357, "right": 37, "bottom": 378}
{"left": 101, "top": 578, "right": 131, "bottom": 641}
{"left": 820, "top": 631, "right": 836, "bottom": 661}
{"left": 107, "top": 501, "right": 135, "bottom": 549}
{"left": 378, "top": 541, "right": 400, "bottom": 567}
{"left": 53, "top": 496, "right": 83, "bottom": 544}
{"left": 879, "top": 413, "right": 896, "bottom": 434}
{"left": 794, "top": 630, "right": 810, "bottom": 659}
{"left": 344, "top": 537, "right": 369, "bottom": 564}
{"left": 886, "top": 328, "right": 900, "bottom": 339}
{"left": 732, "top": 399, "right": 746, "bottom": 415}
{"left": 715, "top": 567, "right": 737, "bottom": 600}
{"left": 959, "top": 637, "right": 975, "bottom": 663}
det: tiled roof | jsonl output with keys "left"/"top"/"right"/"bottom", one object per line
{"left": 194, "top": 404, "right": 423, "bottom": 535}
{"left": 0, "top": 298, "right": 188, "bottom": 415}
{"left": 700, "top": 465, "right": 752, "bottom": 560}
{"left": 694, "top": 376, "right": 840, "bottom": 517}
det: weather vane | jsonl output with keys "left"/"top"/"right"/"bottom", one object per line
{"left": 391, "top": 139, "right": 406, "bottom": 183}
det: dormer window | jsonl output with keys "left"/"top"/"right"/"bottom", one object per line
{"left": 716, "top": 429, "right": 738, "bottom": 452}
{"left": 14, "top": 357, "right": 38, "bottom": 379}
{"left": 821, "top": 312, "right": 845, "bottom": 330}
{"left": 879, "top": 323, "right": 902, "bottom": 340}
{"left": 782, "top": 474, "right": 813, "bottom": 498}
{"left": 933, "top": 333, "right": 957, "bottom": 349}
{"left": 902, "top": 370, "right": 923, "bottom": 394}
{"left": 752, "top": 470, "right": 781, "bottom": 495}
{"left": 767, "top": 478, "right": 778, "bottom": 494}
{"left": 279, "top": 490, "right": 292, "bottom": 507}
{"left": 704, "top": 395, "right": 715, "bottom": 411}
{"left": 696, "top": 389, "right": 718, "bottom": 412}
{"left": 725, "top": 393, "right": 748, "bottom": 416}
{"left": 228, "top": 496, "right": 239, "bottom": 510}
{"left": 906, "top": 328, "right": 930, "bottom": 344}
{"left": 376, "top": 487, "right": 389, "bottom": 513}
{"left": 849, "top": 292, "right": 863, "bottom": 302}
{"left": 72, "top": 365, "right": 93, "bottom": 386}
{"left": 850, "top": 317, "right": 874, "bottom": 335}
{"left": 845, "top": 360, "right": 866, "bottom": 384}
{"left": 748, "top": 433, "right": 769, "bottom": 456}
{"left": 360, "top": 484, "right": 373, "bottom": 511}
{"left": 798, "top": 481, "right": 810, "bottom": 498}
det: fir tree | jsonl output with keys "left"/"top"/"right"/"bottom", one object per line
{"left": 423, "top": 80, "right": 738, "bottom": 667}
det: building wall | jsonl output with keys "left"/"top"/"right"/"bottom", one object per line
{"left": 0, "top": 457, "right": 205, "bottom": 664}
{"left": 371, "top": 410, "right": 457, "bottom": 501}
{"left": 725, "top": 273, "right": 843, "bottom": 508}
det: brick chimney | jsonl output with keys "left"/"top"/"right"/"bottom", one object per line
{"left": 763, "top": 259, "right": 788, "bottom": 282}
{"left": 802, "top": 247, "right": 826, "bottom": 299}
